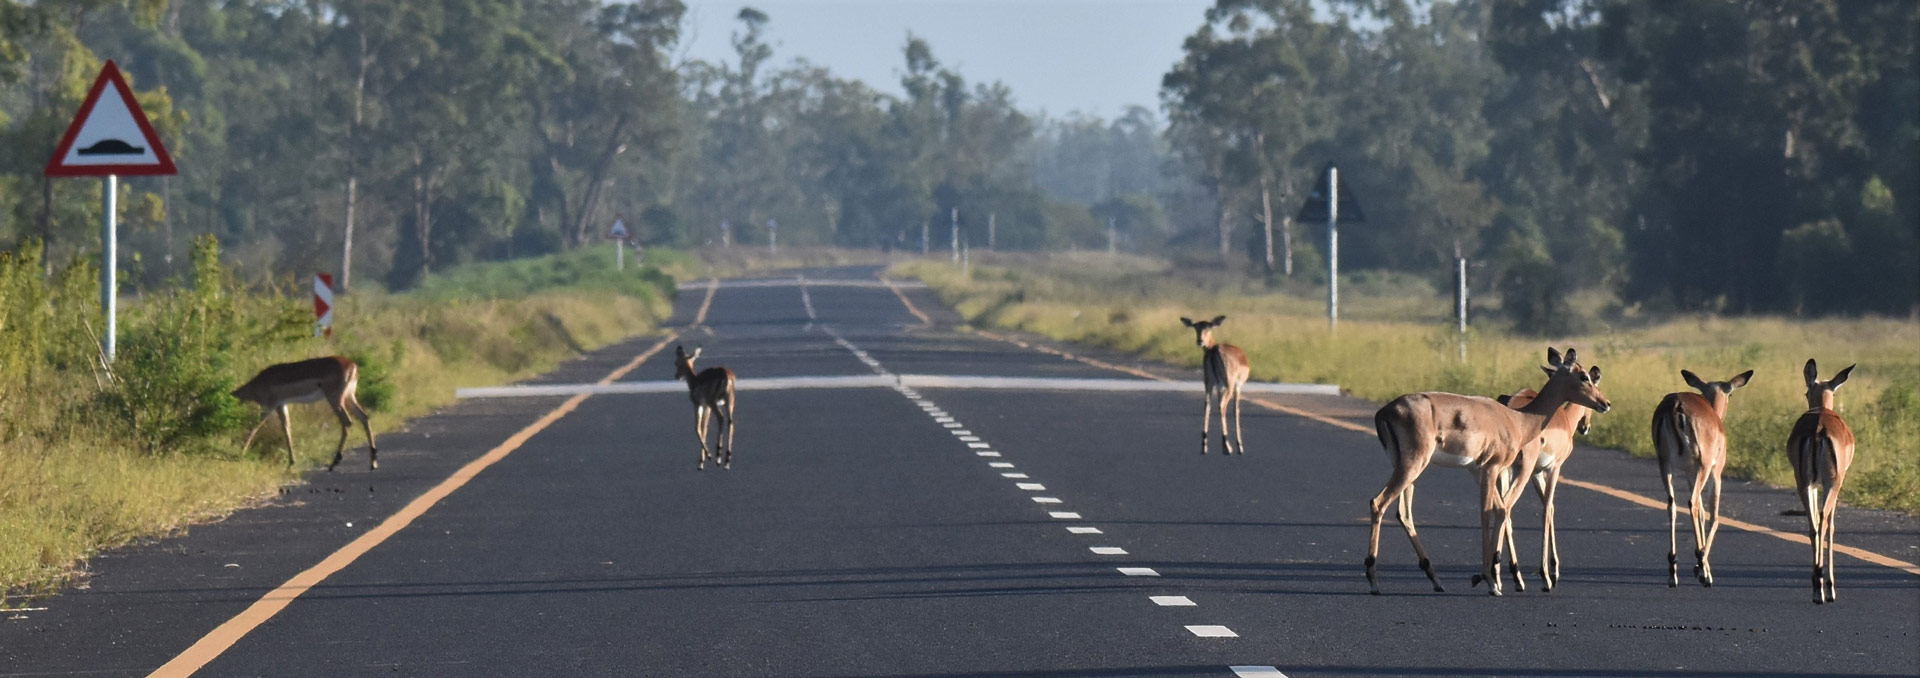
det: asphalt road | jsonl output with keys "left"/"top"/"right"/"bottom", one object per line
{"left": 4, "top": 265, "right": 1916, "bottom": 678}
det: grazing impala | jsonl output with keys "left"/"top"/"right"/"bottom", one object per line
{"left": 1494, "top": 371, "right": 1601, "bottom": 593}
{"left": 1367, "top": 347, "right": 1612, "bottom": 596}
{"left": 231, "top": 356, "right": 378, "bottom": 471}
{"left": 1180, "top": 316, "right": 1250, "bottom": 455}
{"left": 674, "top": 345, "right": 737, "bottom": 470}
{"left": 1788, "top": 359, "right": 1855, "bottom": 604}
{"left": 1650, "top": 367, "right": 1754, "bottom": 587}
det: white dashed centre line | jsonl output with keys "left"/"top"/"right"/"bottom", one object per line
{"left": 989, "top": 462, "right": 1015, "bottom": 469}
{"left": 1231, "top": 667, "right": 1288, "bottom": 677}
{"left": 967, "top": 442, "right": 993, "bottom": 449}
{"left": 944, "top": 423, "right": 963, "bottom": 429}
{"left": 1150, "top": 596, "right": 1195, "bottom": 607}
{"left": 934, "top": 416, "right": 955, "bottom": 423}
{"left": 1002, "top": 473, "right": 1029, "bottom": 479}
{"left": 1016, "top": 483, "right": 1047, "bottom": 491}
{"left": 958, "top": 435, "right": 981, "bottom": 442}
{"left": 977, "top": 451, "right": 1002, "bottom": 457}
{"left": 1090, "top": 547, "right": 1128, "bottom": 555}
{"left": 952, "top": 430, "right": 973, "bottom": 436}
{"left": 1186, "top": 625, "right": 1238, "bottom": 638}
{"left": 1032, "top": 497, "right": 1063, "bottom": 504}
{"left": 1117, "top": 567, "right": 1160, "bottom": 577}
{"left": 1067, "top": 527, "right": 1102, "bottom": 534}
{"left": 1049, "top": 512, "right": 1081, "bottom": 519}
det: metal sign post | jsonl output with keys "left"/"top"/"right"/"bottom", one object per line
{"left": 44, "top": 60, "right": 178, "bottom": 364}
{"left": 1296, "top": 162, "right": 1364, "bottom": 332}
{"left": 950, "top": 208, "right": 960, "bottom": 264}
{"left": 102, "top": 175, "right": 117, "bottom": 360}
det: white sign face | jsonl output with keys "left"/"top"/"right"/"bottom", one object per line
{"left": 45, "top": 61, "right": 175, "bottom": 176}
{"left": 608, "top": 219, "right": 629, "bottom": 239}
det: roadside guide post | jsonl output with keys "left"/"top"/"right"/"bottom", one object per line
{"left": 609, "top": 217, "right": 630, "bottom": 270}
{"left": 44, "top": 60, "right": 178, "bottom": 364}
{"left": 767, "top": 219, "right": 778, "bottom": 255}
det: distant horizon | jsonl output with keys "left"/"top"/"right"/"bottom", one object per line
{"left": 675, "top": 0, "right": 1214, "bottom": 122}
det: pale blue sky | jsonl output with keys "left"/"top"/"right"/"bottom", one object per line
{"left": 675, "top": 0, "right": 1216, "bottom": 121}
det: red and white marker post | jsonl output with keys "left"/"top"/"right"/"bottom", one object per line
{"left": 314, "top": 273, "right": 334, "bottom": 338}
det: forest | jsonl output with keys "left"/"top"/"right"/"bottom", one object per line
{"left": 1, "top": 0, "right": 1914, "bottom": 324}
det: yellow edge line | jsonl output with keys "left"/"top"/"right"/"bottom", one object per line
{"left": 149, "top": 282, "right": 720, "bottom": 676}
{"left": 879, "top": 276, "right": 932, "bottom": 327}
{"left": 961, "top": 326, "right": 1918, "bottom": 576}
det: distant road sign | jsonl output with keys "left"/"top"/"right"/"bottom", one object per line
{"left": 1296, "top": 162, "right": 1363, "bottom": 223}
{"left": 45, "top": 61, "right": 176, "bottom": 177}
{"left": 314, "top": 273, "right": 334, "bottom": 338}
{"left": 608, "top": 218, "right": 629, "bottom": 240}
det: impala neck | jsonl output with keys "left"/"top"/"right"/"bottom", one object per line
{"left": 1807, "top": 390, "right": 1835, "bottom": 412}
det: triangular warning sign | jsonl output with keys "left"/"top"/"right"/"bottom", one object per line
{"left": 608, "top": 219, "right": 629, "bottom": 240}
{"left": 1296, "top": 162, "right": 1364, "bottom": 224}
{"left": 44, "top": 60, "right": 177, "bottom": 177}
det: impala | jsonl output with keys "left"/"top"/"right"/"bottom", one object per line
{"left": 1366, "top": 347, "right": 1612, "bottom": 596}
{"left": 1494, "top": 371, "right": 1601, "bottom": 593}
{"left": 1180, "top": 316, "right": 1250, "bottom": 455}
{"left": 1788, "top": 359, "right": 1855, "bottom": 604}
{"left": 231, "top": 355, "right": 378, "bottom": 471}
{"left": 674, "top": 345, "right": 737, "bottom": 470}
{"left": 1650, "top": 367, "right": 1754, "bottom": 587}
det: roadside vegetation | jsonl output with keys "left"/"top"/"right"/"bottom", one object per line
{"left": 0, "top": 243, "right": 673, "bottom": 601}
{"left": 897, "top": 254, "right": 1920, "bottom": 514}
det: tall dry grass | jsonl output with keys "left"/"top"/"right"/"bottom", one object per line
{"left": 898, "top": 253, "right": 1920, "bottom": 513}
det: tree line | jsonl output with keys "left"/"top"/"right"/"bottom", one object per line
{"left": 0, "top": 0, "right": 1912, "bottom": 323}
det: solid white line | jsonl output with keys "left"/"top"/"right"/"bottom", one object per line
{"left": 1048, "top": 512, "right": 1081, "bottom": 519}
{"left": 1067, "top": 526, "right": 1102, "bottom": 534}
{"left": 1090, "top": 547, "right": 1128, "bottom": 555}
{"left": 989, "top": 462, "right": 1015, "bottom": 468}
{"left": 459, "top": 375, "right": 1340, "bottom": 398}
{"left": 799, "top": 281, "right": 817, "bottom": 320}
{"left": 1150, "top": 595, "right": 1195, "bottom": 607}
{"left": 1032, "top": 497, "right": 1062, "bottom": 504}
{"left": 1117, "top": 567, "right": 1159, "bottom": 577}
{"left": 1187, "top": 625, "right": 1238, "bottom": 638}
{"left": 1016, "top": 483, "right": 1047, "bottom": 491}
{"left": 1001, "top": 473, "right": 1029, "bottom": 479}
{"left": 1230, "top": 667, "right": 1288, "bottom": 678}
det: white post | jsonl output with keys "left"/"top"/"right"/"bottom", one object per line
{"left": 101, "top": 174, "right": 117, "bottom": 362}
{"left": 1327, "top": 166, "right": 1339, "bottom": 330}
{"left": 1456, "top": 255, "right": 1469, "bottom": 362}
{"left": 988, "top": 212, "right": 996, "bottom": 251}
{"left": 615, "top": 239, "right": 624, "bottom": 271}
{"left": 1107, "top": 217, "right": 1117, "bottom": 255}
{"left": 920, "top": 217, "right": 929, "bottom": 255}
{"left": 950, "top": 207, "right": 960, "bottom": 264}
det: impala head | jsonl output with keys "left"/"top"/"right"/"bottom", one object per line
{"left": 1502, "top": 365, "right": 1603, "bottom": 434}
{"left": 1800, "top": 359, "right": 1853, "bottom": 411}
{"left": 673, "top": 345, "right": 702, "bottom": 381}
{"left": 1180, "top": 315, "right": 1228, "bottom": 348}
{"left": 1539, "top": 347, "right": 1612, "bottom": 414}
{"left": 1680, "top": 367, "right": 1754, "bottom": 412}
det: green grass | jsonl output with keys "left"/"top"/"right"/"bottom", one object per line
{"left": 1, "top": 247, "right": 675, "bottom": 601}
{"left": 897, "top": 252, "right": 1920, "bottom": 514}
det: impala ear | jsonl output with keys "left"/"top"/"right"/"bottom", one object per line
{"left": 1541, "top": 365, "right": 1556, "bottom": 378}
{"left": 1681, "top": 369, "right": 1709, "bottom": 392}
{"left": 1211, "top": 315, "right": 1227, "bottom": 326}
{"left": 1803, "top": 358, "right": 1820, "bottom": 387}
{"left": 1589, "top": 365, "right": 1603, "bottom": 384}
{"left": 1546, "top": 347, "right": 1563, "bottom": 368}
{"left": 1828, "top": 364, "right": 1854, "bottom": 390}
{"left": 1180, "top": 317, "right": 1195, "bottom": 327}
{"left": 1726, "top": 370, "right": 1753, "bottom": 390}
{"left": 675, "top": 345, "right": 686, "bottom": 359}
{"left": 1495, "top": 394, "right": 1513, "bottom": 406}
{"left": 1564, "top": 347, "right": 1578, "bottom": 365}
{"left": 691, "top": 347, "right": 702, "bottom": 361}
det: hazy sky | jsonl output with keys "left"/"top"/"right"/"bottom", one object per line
{"left": 675, "top": 0, "right": 1216, "bottom": 121}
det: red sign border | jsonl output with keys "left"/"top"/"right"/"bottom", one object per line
{"left": 44, "top": 60, "right": 178, "bottom": 177}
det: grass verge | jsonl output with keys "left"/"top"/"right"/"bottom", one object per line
{"left": 896, "top": 252, "right": 1920, "bottom": 514}
{"left": 1, "top": 247, "right": 673, "bottom": 601}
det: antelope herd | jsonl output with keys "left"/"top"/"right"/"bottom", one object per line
{"left": 223, "top": 316, "right": 1864, "bottom": 605}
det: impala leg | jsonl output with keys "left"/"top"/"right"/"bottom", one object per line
{"left": 1688, "top": 468, "right": 1712, "bottom": 586}
{"left": 1398, "top": 484, "right": 1443, "bottom": 592}
{"left": 1494, "top": 468, "right": 1526, "bottom": 592}
{"left": 1199, "top": 389, "right": 1213, "bottom": 455}
{"left": 240, "top": 410, "right": 274, "bottom": 454}
{"left": 346, "top": 392, "right": 378, "bottom": 470}
{"left": 276, "top": 405, "right": 296, "bottom": 468}
{"left": 1230, "top": 387, "right": 1245, "bottom": 455}
{"left": 1476, "top": 472, "right": 1506, "bottom": 597}
{"left": 1820, "top": 485, "right": 1841, "bottom": 602}
{"left": 1802, "top": 482, "right": 1823, "bottom": 603}
{"left": 1217, "top": 389, "right": 1232, "bottom": 454}
{"left": 1664, "top": 472, "right": 1681, "bottom": 587}
{"left": 326, "top": 399, "right": 352, "bottom": 472}
{"left": 694, "top": 406, "right": 712, "bottom": 471}
{"left": 1367, "top": 464, "right": 1422, "bottom": 595}
{"left": 1698, "top": 470, "right": 1725, "bottom": 587}
{"left": 720, "top": 402, "right": 736, "bottom": 470}
{"left": 1540, "top": 468, "right": 1562, "bottom": 591}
